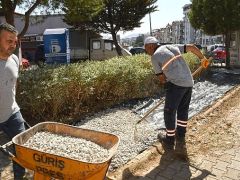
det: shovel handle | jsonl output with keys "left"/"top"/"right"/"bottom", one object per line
{"left": 192, "top": 66, "right": 203, "bottom": 78}
{"left": 136, "top": 98, "right": 165, "bottom": 124}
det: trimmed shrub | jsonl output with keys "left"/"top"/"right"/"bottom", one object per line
{"left": 17, "top": 53, "right": 199, "bottom": 124}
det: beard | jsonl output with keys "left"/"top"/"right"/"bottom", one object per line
{"left": 7, "top": 47, "right": 15, "bottom": 55}
{"left": 0, "top": 47, "right": 15, "bottom": 59}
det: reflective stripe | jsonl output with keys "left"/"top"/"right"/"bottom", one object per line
{"left": 177, "top": 120, "right": 187, "bottom": 127}
{"left": 166, "top": 129, "right": 175, "bottom": 136}
{"left": 166, "top": 129, "right": 175, "bottom": 133}
{"left": 162, "top": 54, "right": 182, "bottom": 70}
{"left": 177, "top": 124, "right": 187, "bottom": 127}
{"left": 177, "top": 120, "right": 187, "bottom": 124}
{"left": 167, "top": 132, "right": 175, "bottom": 136}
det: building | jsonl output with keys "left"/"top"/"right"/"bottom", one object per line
{"left": 183, "top": 4, "right": 195, "bottom": 44}
{"left": 0, "top": 13, "right": 72, "bottom": 61}
{"left": 171, "top": 21, "right": 184, "bottom": 44}
{"left": 230, "top": 30, "right": 240, "bottom": 66}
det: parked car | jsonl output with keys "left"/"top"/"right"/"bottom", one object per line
{"left": 129, "top": 47, "right": 145, "bottom": 55}
{"left": 212, "top": 46, "right": 226, "bottom": 63}
{"left": 207, "top": 44, "right": 224, "bottom": 52}
{"left": 22, "top": 58, "right": 30, "bottom": 69}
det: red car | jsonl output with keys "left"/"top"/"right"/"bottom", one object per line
{"left": 212, "top": 46, "right": 226, "bottom": 63}
{"left": 22, "top": 58, "right": 30, "bottom": 69}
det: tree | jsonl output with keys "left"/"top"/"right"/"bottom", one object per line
{"left": 0, "top": 0, "right": 62, "bottom": 38}
{"left": 134, "top": 34, "right": 144, "bottom": 47}
{"left": 188, "top": 0, "right": 240, "bottom": 68}
{"left": 63, "top": 0, "right": 158, "bottom": 56}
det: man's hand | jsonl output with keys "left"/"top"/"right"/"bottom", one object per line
{"left": 159, "top": 74, "right": 166, "bottom": 84}
{"left": 201, "top": 57, "right": 210, "bottom": 69}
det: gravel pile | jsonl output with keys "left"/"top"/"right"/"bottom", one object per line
{"left": 77, "top": 108, "right": 159, "bottom": 171}
{"left": 23, "top": 131, "right": 110, "bottom": 163}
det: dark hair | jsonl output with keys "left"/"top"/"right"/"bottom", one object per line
{"left": 0, "top": 23, "right": 18, "bottom": 35}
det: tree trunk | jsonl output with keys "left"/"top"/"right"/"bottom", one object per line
{"left": 18, "top": 0, "right": 42, "bottom": 38}
{"left": 225, "top": 31, "right": 231, "bottom": 68}
{"left": 111, "top": 32, "right": 123, "bottom": 56}
{"left": 5, "top": 11, "right": 15, "bottom": 26}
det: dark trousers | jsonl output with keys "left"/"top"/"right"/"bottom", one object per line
{"left": 0, "top": 111, "right": 26, "bottom": 179}
{"left": 164, "top": 82, "right": 192, "bottom": 138}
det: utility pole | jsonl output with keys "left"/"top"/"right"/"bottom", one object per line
{"left": 149, "top": 12, "right": 152, "bottom": 36}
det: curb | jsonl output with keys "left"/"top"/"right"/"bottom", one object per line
{"left": 202, "top": 85, "right": 240, "bottom": 116}
{"left": 106, "top": 142, "right": 163, "bottom": 180}
{"left": 106, "top": 84, "right": 240, "bottom": 180}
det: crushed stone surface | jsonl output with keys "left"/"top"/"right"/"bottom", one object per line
{"left": 23, "top": 131, "right": 110, "bottom": 163}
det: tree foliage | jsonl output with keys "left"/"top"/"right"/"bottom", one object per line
{"left": 63, "top": 0, "right": 158, "bottom": 55}
{"left": 134, "top": 34, "right": 144, "bottom": 47}
{"left": 188, "top": 0, "right": 240, "bottom": 68}
{"left": 0, "top": 0, "right": 62, "bottom": 37}
{"left": 63, "top": 0, "right": 104, "bottom": 29}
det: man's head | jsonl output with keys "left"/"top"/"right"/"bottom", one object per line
{"left": 144, "top": 36, "right": 159, "bottom": 56}
{"left": 0, "top": 23, "right": 18, "bottom": 59}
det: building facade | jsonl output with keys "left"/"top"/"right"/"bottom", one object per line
{"left": 230, "top": 30, "right": 240, "bottom": 66}
{"left": 0, "top": 13, "right": 71, "bottom": 61}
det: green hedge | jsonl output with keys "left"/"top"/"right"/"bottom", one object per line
{"left": 17, "top": 53, "right": 199, "bottom": 124}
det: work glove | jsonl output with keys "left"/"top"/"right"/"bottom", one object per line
{"left": 159, "top": 74, "right": 166, "bottom": 84}
{"left": 201, "top": 57, "right": 210, "bottom": 69}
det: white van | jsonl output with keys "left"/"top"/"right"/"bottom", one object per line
{"left": 207, "top": 44, "right": 224, "bottom": 52}
{"left": 90, "top": 38, "right": 131, "bottom": 60}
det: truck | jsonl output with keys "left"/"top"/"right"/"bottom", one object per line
{"left": 43, "top": 28, "right": 131, "bottom": 64}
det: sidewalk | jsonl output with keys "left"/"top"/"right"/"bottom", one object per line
{"left": 107, "top": 85, "right": 240, "bottom": 180}
{"left": 108, "top": 145, "right": 240, "bottom": 180}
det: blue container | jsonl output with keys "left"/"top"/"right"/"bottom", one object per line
{"left": 43, "top": 28, "right": 70, "bottom": 64}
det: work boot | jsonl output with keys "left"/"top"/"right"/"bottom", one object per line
{"left": 175, "top": 135, "right": 188, "bottom": 161}
{"left": 176, "top": 134, "right": 185, "bottom": 144}
{"left": 157, "top": 131, "right": 174, "bottom": 151}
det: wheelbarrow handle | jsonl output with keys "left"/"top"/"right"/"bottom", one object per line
{"left": 0, "top": 141, "right": 15, "bottom": 158}
{"left": 0, "top": 122, "right": 31, "bottom": 159}
{"left": 24, "top": 121, "right": 31, "bottom": 129}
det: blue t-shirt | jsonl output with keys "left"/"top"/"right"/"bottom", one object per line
{"left": 151, "top": 44, "right": 194, "bottom": 87}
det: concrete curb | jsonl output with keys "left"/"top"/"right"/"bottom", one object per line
{"left": 106, "top": 84, "right": 240, "bottom": 180}
{"left": 202, "top": 85, "right": 240, "bottom": 116}
{"left": 106, "top": 142, "right": 163, "bottom": 180}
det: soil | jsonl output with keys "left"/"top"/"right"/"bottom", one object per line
{"left": 187, "top": 85, "right": 240, "bottom": 157}
{"left": 1, "top": 85, "right": 240, "bottom": 180}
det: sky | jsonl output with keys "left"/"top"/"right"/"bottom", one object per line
{"left": 16, "top": 0, "right": 191, "bottom": 39}
{"left": 119, "top": 0, "right": 191, "bottom": 38}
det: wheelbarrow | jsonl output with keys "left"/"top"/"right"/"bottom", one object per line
{"left": 0, "top": 122, "right": 120, "bottom": 180}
